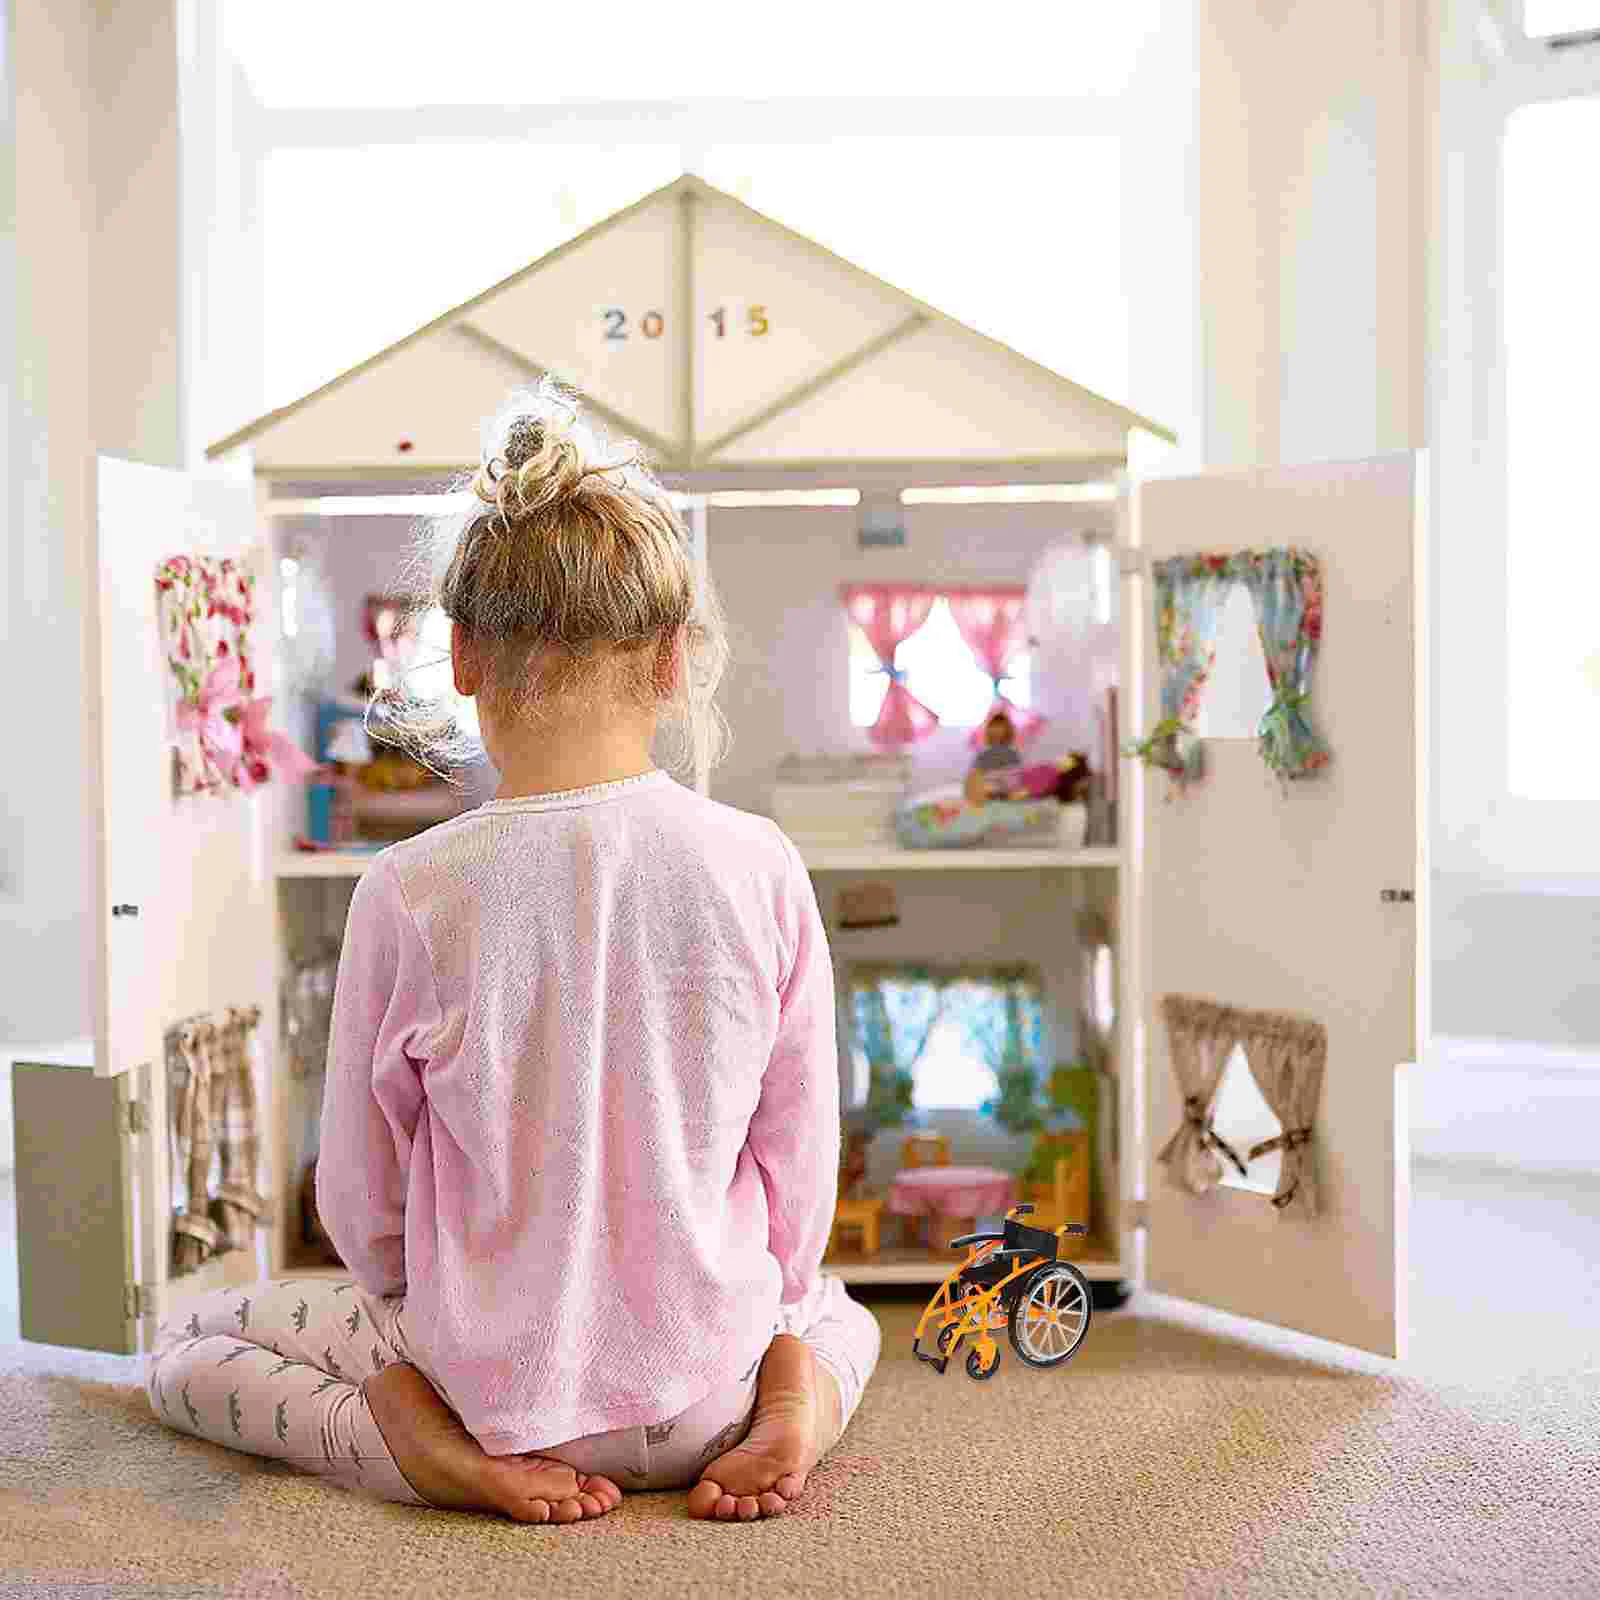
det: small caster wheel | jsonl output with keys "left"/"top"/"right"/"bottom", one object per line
{"left": 966, "top": 1345, "right": 1001, "bottom": 1381}
{"left": 937, "top": 1323, "right": 958, "bottom": 1356}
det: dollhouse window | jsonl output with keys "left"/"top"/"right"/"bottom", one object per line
{"left": 1191, "top": 582, "right": 1272, "bottom": 740}
{"left": 910, "top": 1016, "right": 1000, "bottom": 1112}
{"left": 1209, "top": 1044, "right": 1284, "bottom": 1198}
{"left": 848, "top": 596, "right": 1034, "bottom": 729}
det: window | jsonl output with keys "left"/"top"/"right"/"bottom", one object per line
{"left": 1209, "top": 1045, "right": 1284, "bottom": 1198}
{"left": 1504, "top": 95, "right": 1600, "bottom": 800}
{"left": 1191, "top": 583, "right": 1273, "bottom": 740}
{"left": 849, "top": 595, "right": 1033, "bottom": 730}
{"left": 911, "top": 1017, "right": 1000, "bottom": 1113}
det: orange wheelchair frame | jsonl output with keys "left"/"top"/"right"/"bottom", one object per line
{"left": 912, "top": 1204, "right": 1094, "bottom": 1381}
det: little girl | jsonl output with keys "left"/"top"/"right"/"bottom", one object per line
{"left": 145, "top": 385, "right": 881, "bottom": 1524}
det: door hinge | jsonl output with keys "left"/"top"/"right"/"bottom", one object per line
{"left": 126, "top": 1283, "right": 151, "bottom": 1320}
{"left": 127, "top": 1099, "right": 149, "bottom": 1136}
{"left": 1116, "top": 546, "right": 1148, "bottom": 577}
{"left": 1128, "top": 1199, "right": 1150, "bottom": 1230}
{"left": 1380, "top": 888, "right": 1415, "bottom": 904}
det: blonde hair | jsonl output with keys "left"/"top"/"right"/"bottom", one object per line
{"left": 381, "top": 382, "right": 730, "bottom": 781}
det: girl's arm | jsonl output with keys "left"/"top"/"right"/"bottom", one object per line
{"left": 316, "top": 855, "right": 440, "bottom": 1297}
{"left": 745, "top": 829, "right": 842, "bottom": 1307}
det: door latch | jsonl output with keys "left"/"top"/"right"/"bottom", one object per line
{"left": 112, "top": 903, "right": 140, "bottom": 918}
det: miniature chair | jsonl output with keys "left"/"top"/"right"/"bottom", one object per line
{"left": 828, "top": 1193, "right": 886, "bottom": 1257}
{"left": 900, "top": 1133, "right": 951, "bottom": 1169}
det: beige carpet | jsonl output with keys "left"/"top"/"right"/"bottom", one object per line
{"left": 3, "top": 1165, "right": 1598, "bottom": 1598}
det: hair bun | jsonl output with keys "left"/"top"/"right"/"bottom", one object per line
{"left": 484, "top": 406, "right": 588, "bottom": 514}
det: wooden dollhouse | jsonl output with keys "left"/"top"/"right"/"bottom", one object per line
{"left": 13, "top": 174, "right": 1426, "bottom": 1366}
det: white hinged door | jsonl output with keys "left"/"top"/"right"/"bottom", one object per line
{"left": 1123, "top": 454, "right": 1423, "bottom": 1358}
{"left": 15, "top": 457, "right": 274, "bottom": 1354}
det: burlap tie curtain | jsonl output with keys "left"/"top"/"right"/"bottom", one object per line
{"left": 169, "top": 1006, "right": 271, "bottom": 1274}
{"left": 1157, "top": 994, "right": 1326, "bottom": 1218}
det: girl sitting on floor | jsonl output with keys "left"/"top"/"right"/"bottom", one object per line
{"left": 145, "top": 383, "right": 881, "bottom": 1525}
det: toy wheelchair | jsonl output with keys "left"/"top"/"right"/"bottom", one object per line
{"left": 912, "top": 1204, "right": 1093, "bottom": 1381}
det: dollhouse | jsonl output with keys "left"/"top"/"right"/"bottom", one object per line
{"left": 12, "top": 175, "right": 1425, "bottom": 1365}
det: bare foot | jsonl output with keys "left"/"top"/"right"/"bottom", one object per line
{"left": 687, "top": 1334, "right": 843, "bottom": 1522}
{"left": 364, "top": 1362, "right": 622, "bottom": 1524}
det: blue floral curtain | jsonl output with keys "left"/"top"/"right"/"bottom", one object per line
{"left": 1126, "top": 554, "right": 1231, "bottom": 784}
{"left": 1235, "top": 548, "right": 1331, "bottom": 780}
{"left": 1126, "top": 547, "right": 1331, "bottom": 786}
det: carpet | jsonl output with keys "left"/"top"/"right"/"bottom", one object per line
{"left": 2, "top": 1284, "right": 1596, "bottom": 1600}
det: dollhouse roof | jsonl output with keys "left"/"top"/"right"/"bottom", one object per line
{"left": 206, "top": 173, "right": 1175, "bottom": 485}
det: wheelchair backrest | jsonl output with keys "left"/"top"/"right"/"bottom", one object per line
{"left": 1002, "top": 1217, "right": 1059, "bottom": 1262}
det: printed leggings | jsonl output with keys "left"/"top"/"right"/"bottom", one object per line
{"left": 145, "top": 1273, "right": 880, "bottom": 1508}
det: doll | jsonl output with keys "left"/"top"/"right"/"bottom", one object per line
{"left": 965, "top": 709, "right": 1024, "bottom": 804}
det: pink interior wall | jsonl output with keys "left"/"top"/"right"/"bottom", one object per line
{"left": 703, "top": 499, "right": 1117, "bottom": 818}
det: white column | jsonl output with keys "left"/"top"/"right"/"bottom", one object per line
{"left": 1, "top": 0, "right": 183, "bottom": 1044}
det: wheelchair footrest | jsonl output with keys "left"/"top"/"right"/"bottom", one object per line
{"left": 913, "top": 1343, "right": 949, "bottom": 1375}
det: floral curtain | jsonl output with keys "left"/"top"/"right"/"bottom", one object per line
{"left": 157, "top": 554, "right": 316, "bottom": 796}
{"left": 945, "top": 589, "right": 1047, "bottom": 750}
{"left": 1127, "top": 554, "right": 1231, "bottom": 784}
{"left": 1126, "top": 547, "right": 1330, "bottom": 786}
{"left": 840, "top": 585, "right": 940, "bottom": 747}
{"left": 1236, "top": 548, "right": 1330, "bottom": 779}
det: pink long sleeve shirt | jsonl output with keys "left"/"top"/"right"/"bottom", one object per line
{"left": 316, "top": 769, "right": 840, "bottom": 1455}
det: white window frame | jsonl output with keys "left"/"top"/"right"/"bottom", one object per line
{"left": 1433, "top": 0, "right": 1600, "bottom": 891}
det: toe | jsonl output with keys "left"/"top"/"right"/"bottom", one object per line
{"left": 716, "top": 1492, "right": 738, "bottom": 1520}
{"left": 757, "top": 1491, "right": 788, "bottom": 1516}
{"left": 773, "top": 1471, "right": 808, "bottom": 1500}
{"left": 552, "top": 1497, "right": 584, "bottom": 1524}
{"left": 686, "top": 1479, "right": 724, "bottom": 1519}
{"left": 736, "top": 1495, "right": 760, "bottom": 1521}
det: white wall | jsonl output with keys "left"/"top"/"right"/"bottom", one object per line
{"left": 1192, "top": 2, "right": 1600, "bottom": 1057}
{"left": 2, "top": 0, "right": 182, "bottom": 1050}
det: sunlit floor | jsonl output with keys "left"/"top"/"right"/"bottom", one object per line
{"left": 1, "top": 1158, "right": 1597, "bottom": 1390}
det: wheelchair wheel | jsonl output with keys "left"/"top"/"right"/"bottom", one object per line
{"left": 966, "top": 1344, "right": 1001, "bottom": 1381}
{"left": 1008, "top": 1263, "right": 1092, "bottom": 1369}
{"left": 936, "top": 1322, "right": 959, "bottom": 1356}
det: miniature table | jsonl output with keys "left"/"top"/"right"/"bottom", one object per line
{"left": 889, "top": 1165, "right": 1018, "bottom": 1254}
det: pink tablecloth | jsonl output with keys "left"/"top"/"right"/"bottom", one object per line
{"left": 888, "top": 1165, "right": 1017, "bottom": 1219}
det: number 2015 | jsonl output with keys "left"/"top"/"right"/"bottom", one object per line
{"left": 602, "top": 306, "right": 770, "bottom": 340}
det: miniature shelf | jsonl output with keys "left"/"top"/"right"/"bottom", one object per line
{"left": 276, "top": 844, "right": 1122, "bottom": 880}
{"left": 824, "top": 1236, "right": 1124, "bottom": 1287}
{"left": 277, "top": 1239, "right": 1125, "bottom": 1288}
{"left": 799, "top": 845, "right": 1119, "bottom": 872}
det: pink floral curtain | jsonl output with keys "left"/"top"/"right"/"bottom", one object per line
{"left": 946, "top": 589, "right": 1046, "bottom": 750}
{"left": 841, "top": 585, "right": 940, "bottom": 747}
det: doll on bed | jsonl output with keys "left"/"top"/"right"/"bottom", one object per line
{"left": 964, "top": 711, "right": 1092, "bottom": 809}
{"left": 960, "top": 732, "right": 1088, "bottom": 812}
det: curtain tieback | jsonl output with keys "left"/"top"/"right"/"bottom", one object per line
{"left": 1183, "top": 1095, "right": 1249, "bottom": 1177}
{"left": 875, "top": 664, "right": 908, "bottom": 684}
{"left": 1246, "top": 1125, "right": 1314, "bottom": 1161}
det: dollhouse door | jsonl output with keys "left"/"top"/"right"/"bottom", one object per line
{"left": 13, "top": 456, "right": 272, "bottom": 1354}
{"left": 1121, "top": 453, "right": 1425, "bottom": 1358}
